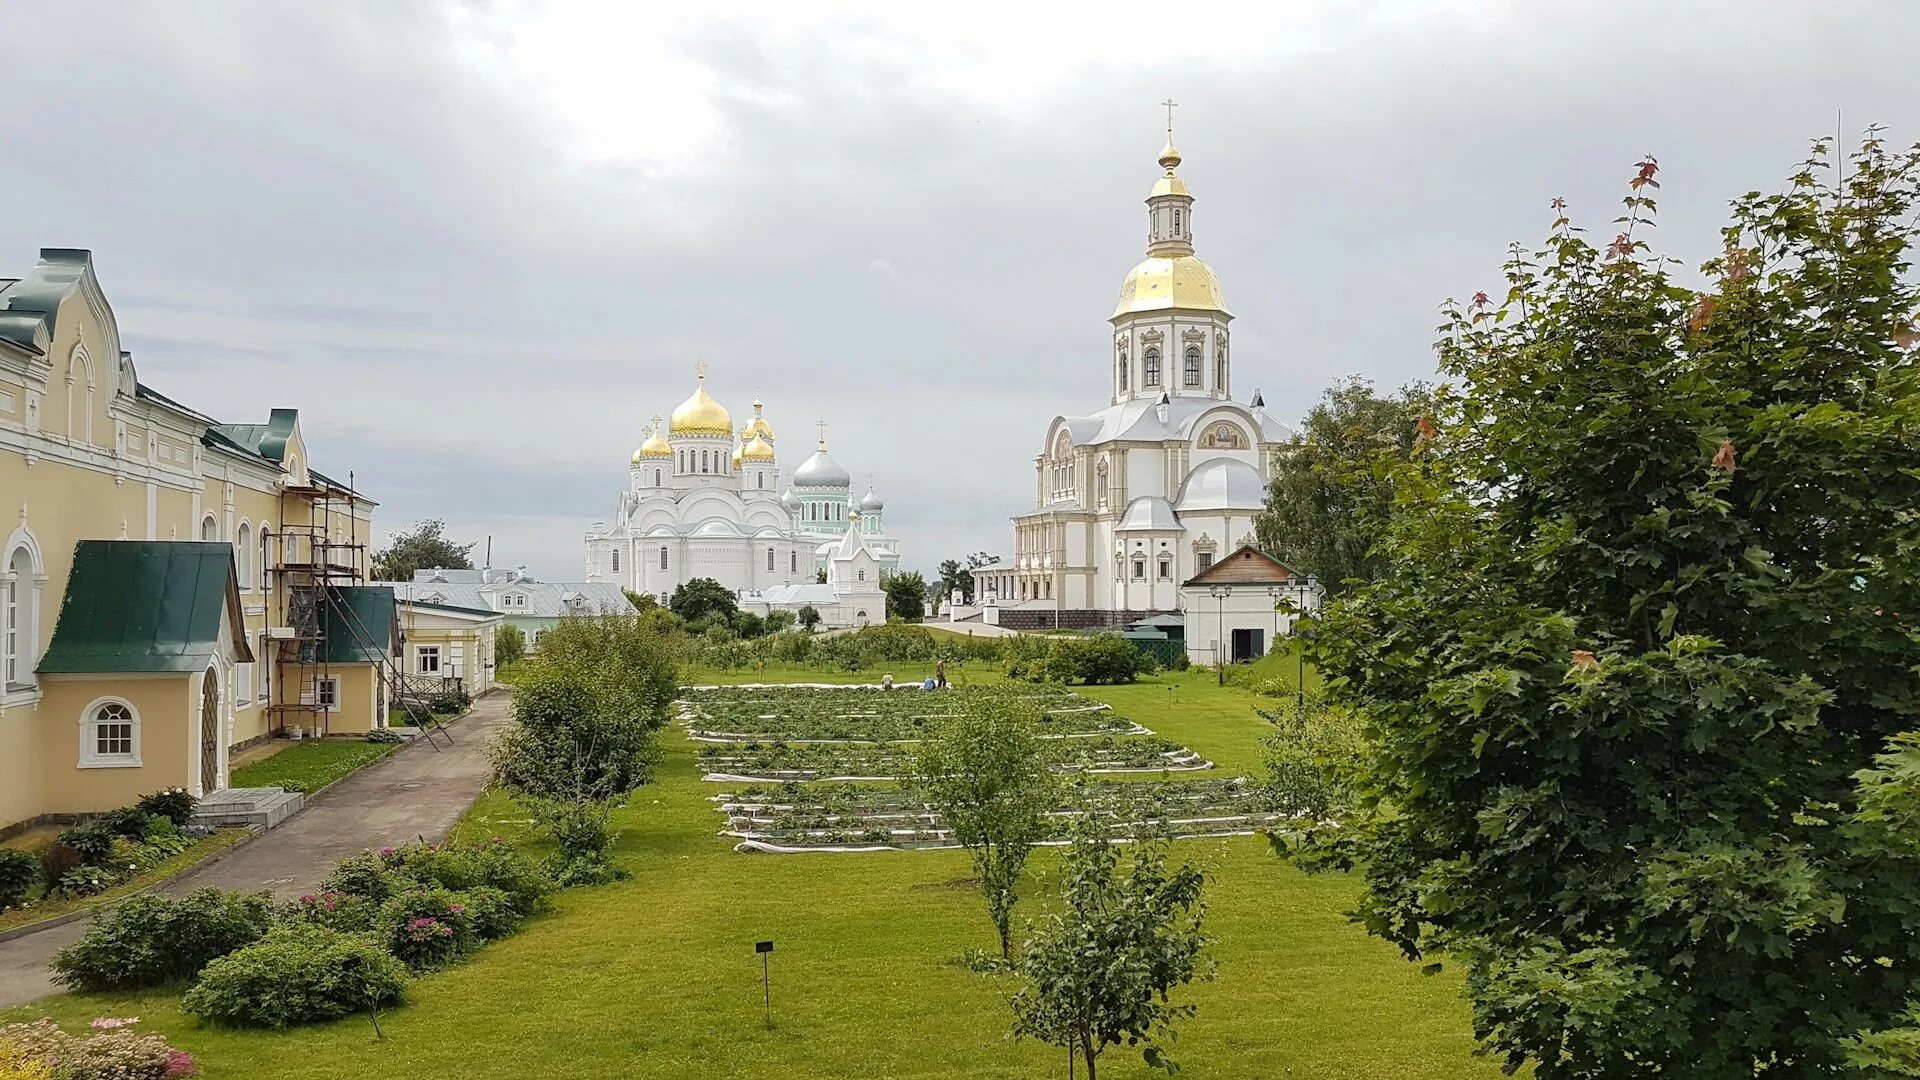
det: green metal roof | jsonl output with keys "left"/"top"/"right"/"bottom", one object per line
{"left": 318, "top": 586, "right": 399, "bottom": 663}
{"left": 37, "top": 541, "right": 253, "bottom": 673}
{"left": 209, "top": 409, "right": 297, "bottom": 464}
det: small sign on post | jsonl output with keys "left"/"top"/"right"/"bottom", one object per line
{"left": 756, "top": 940, "right": 775, "bottom": 1029}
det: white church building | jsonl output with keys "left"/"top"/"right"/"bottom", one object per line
{"left": 583, "top": 367, "right": 900, "bottom": 627}
{"left": 976, "top": 123, "right": 1302, "bottom": 629}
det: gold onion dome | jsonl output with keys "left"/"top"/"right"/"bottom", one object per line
{"left": 730, "top": 444, "right": 744, "bottom": 467}
{"left": 669, "top": 369, "right": 732, "bottom": 435}
{"left": 741, "top": 433, "right": 775, "bottom": 461}
{"left": 632, "top": 419, "right": 671, "bottom": 462}
{"left": 1113, "top": 255, "right": 1228, "bottom": 318}
{"left": 1157, "top": 136, "right": 1182, "bottom": 170}
{"left": 744, "top": 397, "right": 775, "bottom": 441}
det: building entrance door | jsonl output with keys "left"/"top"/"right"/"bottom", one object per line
{"left": 200, "top": 666, "right": 221, "bottom": 793}
{"left": 1231, "top": 627, "right": 1264, "bottom": 663}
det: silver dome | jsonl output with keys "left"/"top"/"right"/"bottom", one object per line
{"left": 792, "top": 448, "right": 851, "bottom": 489}
{"left": 858, "top": 485, "right": 885, "bottom": 512}
{"left": 1173, "top": 457, "right": 1268, "bottom": 512}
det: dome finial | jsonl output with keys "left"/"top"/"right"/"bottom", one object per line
{"left": 1158, "top": 97, "right": 1181, "bottom": 170}
{"left": 816, "top": 418, "right": 828, "bottom": 450}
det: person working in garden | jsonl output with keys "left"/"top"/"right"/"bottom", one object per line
{"left": 881, "top": 672, "right": 895, "bottom": 691}
{"left": 935, "top": 658, "right": 948, "bottom": 689}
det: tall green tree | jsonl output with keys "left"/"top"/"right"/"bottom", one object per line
{"left": 882, "top": 570, "right": 927, "bottom": 622}
{"left": 668, "top": 577, "right": 738, "bottom": 626}
{"left": 1280, "top": 136, "right": 1920, "bottom": 1076}
{"left": 1251, "top": 377, "right": 1429, "bottom": 591}
{"left": 492, "top": 623, "right": 525, "bottom": 668}
{"left": 1010, "top": 820, "right": 1211, "bottom": 1079}
{"left": 912, "top": 692, "right": 1058, "bottom": 959}
{"left": 370, "top": 520, "right": 475, "bottom": 582}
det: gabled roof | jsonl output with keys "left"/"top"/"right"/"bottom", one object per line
{"left": 38, "top": 541, "right": 253, "bottom": 673}
{"left": 317, "top": 586, "right": 399, "bottom": 663}
{"left": 1181, "top": 544, "right": 1300, "bottom": 587}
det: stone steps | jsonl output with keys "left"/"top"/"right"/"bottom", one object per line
{"left": 192, "top": 786, "right": 305, "bottom": 830}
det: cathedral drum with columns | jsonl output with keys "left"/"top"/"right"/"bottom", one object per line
{"left": 977, "top": 119, "right": 1296, "bottom": 625}
{"left": 584, "top": 367, "right": 900, "bottom": 627}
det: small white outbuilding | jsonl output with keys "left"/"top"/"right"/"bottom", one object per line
{"left": 1180, "top": 545, "right": 1321, "bottom": 667}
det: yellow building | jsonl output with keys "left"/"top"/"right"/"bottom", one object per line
{"left": 0, "top": 248, "right": 396, "bottom": 832}
{"left": 393, "top": 597, "right": 503, "bottom": 702}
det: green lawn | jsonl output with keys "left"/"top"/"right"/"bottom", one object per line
{"left": 6, "top": 668, "right": 1497, "bottom": 1079}
{"left": 228, "top": 738, "right": 397, "bottom": 795}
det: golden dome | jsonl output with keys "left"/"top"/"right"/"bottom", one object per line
{"left": 741, "top": 433, "right": 775, "bottom": 462}
{"left": 730, "top": 444, "right": 744, "bottom": 468}
{"left": 1149, "top": 172, "right": 1191, "bottom": 199}
{"left": 1158, "top": 137, "right": 1182, "bottom": 171}
{"left": 632, "top": 417, "right": 671, "bottom": 462}
{"left": 1112, "top": 255, "right": 1230, "bottom": 318}
{"left": 669, "top": 368, "right": 732, "bottom": 435}
{"left": 743, "top": 397, "right": 775, "bottom": 442}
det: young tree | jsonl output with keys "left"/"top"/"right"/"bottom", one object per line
{"left": 669, "top": 577, "right": 738, "bottom": 625}
{"left": 622, "top": 589, "right": 657, "bottom": 612}
{"left": 937, "top": 559, "right": 974, "bottom": 605}
{"left": 1010, "top": 820, "right": 1211, "bottom": 1079}
{"left": 370, "top": 520, "right": 475, "bottom": 582}
{"left": 492, "top": 614, "right": 678, "bottom": 882}
{"left": 882, "top": 570, "right": 927, "bottom": 622}
{"left": 763, "top": 609, "right": 796, "bottom": 634}
{"left": 912, "top": 693, "right": 1058, "bottom": 959}
{"left": 492, "top": 623, "right": 526, "bottom": 668}
{"left": 796, "top": 605, "right": 821, "bottom": 632}
{"left": 1281, "top": 136, "right": 1920, "bottom": 1076}
{"left": 1251, "top": 377, "right": 1429, "bottom": 592}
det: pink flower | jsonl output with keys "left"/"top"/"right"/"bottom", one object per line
{"left": 90, "top": 1015, "right": 140, "bottom": 1030}
{"left": 165, "top": 1050, "right": 199, "bottom": 1078}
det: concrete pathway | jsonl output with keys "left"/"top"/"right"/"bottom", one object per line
{"left": 0, "top": 693, "right": 512, "bottom": 1009}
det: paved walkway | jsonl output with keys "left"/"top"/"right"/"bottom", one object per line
{"left": 0, "top": 693, "right": 512, "bottom": 1009}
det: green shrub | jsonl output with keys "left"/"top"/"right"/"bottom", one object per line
{"left": 383, "top": 838, "right": 550, "bottom": 918}
{"left": 0, "top": 848, "right": 37, "bottom": 908}
{"left": 319, "top": 851, "right": 402, "bottom": 903}
{"left": 51, "top": 821, "right": 117, "bottom": 867}
{"left": 135, "top": 786, "right": 197, "bottom": 828}
{"left": 56, "top": 864, "right": 125, "bottom": 898}
{"left": 0, "top": 1017, "right": 193, "bottom": 1079}
{"left": 364, "top": 728, "right": 402, "bottom": 744}
{"left": 282, "top": 890, "right": 382, "bottom": 934}
{"left": 93, "top": 807, "right": 160, "bottom": 840}
{"left": 1007, "top": 634, "right": 1148, "bottom": 685}
{"left": 52, "top": 887, "right": 275, "bottom": 992}
{"left": 183, "top": 923, "right": 407, "bottom": 1029}
{"left": 459, "top": 885, "right": 519, "bottom": 940}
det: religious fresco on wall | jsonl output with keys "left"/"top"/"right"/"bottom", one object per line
{"left": 1197, "top": 421, "right": 1247, "bottom": 450}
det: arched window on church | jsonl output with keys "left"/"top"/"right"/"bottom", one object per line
{"left": 659, "top": 546, "right": 668, "bottom": 570}
{"left": 1216, "top": 343, "right": 1227, "bottom": 392}
{"left": 1143, "top": 347, "right": 1161, "bottom": 388}
{"left": 767, "top": 549, "right": 775, "bottom": 571}
{"left": 790, "top": 551, "right": 798, "bottom": 573}
{"left": 1117, "top": 349, "right": 1129, "bottom": 392}
{"left": 655, "top": 469, "right": 662, "bottom": 486}
{"left": 1184, "top": 345, "right": 1202, "bottom": 388}
{"left": 612, "top": 549, "right": 620, "bottom": 573}
{"left": 1172, "top": 208, "right": 1182, "bottom": 236}
{"left": 701, "top": 450, "right": 710, "bottom": 474}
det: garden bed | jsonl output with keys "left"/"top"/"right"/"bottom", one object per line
{"left": 678, "top": 684, "right": 1140, "bottom": 743}
{"left": 698, "top": 735, "right": 1208, "bottom": 782}
{"left": 710, "top": 777, "right": 1284, "bottom": 852}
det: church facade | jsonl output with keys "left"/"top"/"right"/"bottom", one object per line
{"left": 583, "top": 368, "right": 900, "bottom": 626}
{"left": 978, "top": 128, "right": 1295, "bottom": 618}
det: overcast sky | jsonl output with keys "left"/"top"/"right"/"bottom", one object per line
{"left": 2, "top": 1, "right": 1914, "bottom": 579}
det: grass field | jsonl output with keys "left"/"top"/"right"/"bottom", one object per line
{"left": 228, "top": 738, "right": 397, "bottom": 794}
{"left": 6, "top": 667, "right": 1500, "bottom": 1079}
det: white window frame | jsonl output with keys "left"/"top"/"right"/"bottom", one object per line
{"left": 416, "top": 644, "right": 442, "bottom": 676}
{"left": 314, "top": 676, "right": 341, "bottom": 712}
{"left": 258, "top": 631, "right": 271, "bottom": 702}
{"left": 79, "top": 697, "right": 142, "bottom": 768}
{"left": 235, "top": 521, "right": 252, "bottom": 591}
{"left": 237, "top": 659, "right": 253, "bottom": 708}
{"left": 201, "top": 514, "right": 219, "bottom": 542}
{"left": 3, "top": 542, "right": 39, "bottom": 694}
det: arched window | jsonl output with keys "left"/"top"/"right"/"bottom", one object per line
{"left": 4, "top": 545, "right": 35, "bottom": 690}
{"left": 1215, "top": 344, "right": 1226, "bottom": 391}
{"left": 1172, "top": 208, "right": 1182, "bottom": 235}
{"left": 659, "top": 546, "right": 669, "bottom": 570}
{"left": 201, "top": 515, "right": 219, "bottom": 542}
{"left": 790, "top": 552, "right": 798, "bottom": 573}
{"left": 767, "top": 549, "right": 775, "bottom": 571}
{"left": 1184, "top": 346, "right": 1202, "bottom": 388}
{"left": 1117, "top": 350, "right": 1129, "bottom": 391}
{"left": 1143, "top": 348, "right": 1161, "bottom": 388}
{"left": 654, "top": 468, "right": 662, "bottom": 486}
{"left": 235, "top": 522, "right": 252, "bottom": 590}
{"left": 611, "top": 549, "right": 620, "bottom": 573}
{"left": 259, "top": 529, "right": 273, "bottom": 593}
{"left": 857, "top": 569, "right": 866, "bottom": 582}
{"left": 81, "top": 699, "right": 139, "bottom": 766}
{"left": 757, "top": 472, "right": 765, "bottom": 490}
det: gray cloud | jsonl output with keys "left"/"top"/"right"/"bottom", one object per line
{"left": 2, "top": 0, "right": 1915, "bottom": 579}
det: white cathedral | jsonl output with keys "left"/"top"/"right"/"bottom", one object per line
{"left": 584, "top": 369, "right": 900, "bottom": 628}
{"left": 976, "top": 127, "right": 1297, "bottom": 618}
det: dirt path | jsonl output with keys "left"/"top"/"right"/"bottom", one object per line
{"left": 0, "top": 693, "right": 512, "bottom": 1010}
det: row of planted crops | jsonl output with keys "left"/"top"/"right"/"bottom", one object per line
{"left": 680, "top": 684, "right": 1282, "bottom": 853}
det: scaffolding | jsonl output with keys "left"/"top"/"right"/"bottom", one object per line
{"left": 268, "top": 471, "right": 451, "bottom": 749}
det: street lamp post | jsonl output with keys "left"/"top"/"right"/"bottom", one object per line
{"left": 1207, "top": 584, "right": 1231, "bottom": 685}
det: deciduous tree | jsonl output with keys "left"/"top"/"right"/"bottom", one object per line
{"left": 370, "top": 520, "right": 475, "bottom": 582}
{"left": 882, "top": 570, "right": 927, "bottom": 622}
{"left": 1280, "top": 135, "right": 1920, "bottom": 1076}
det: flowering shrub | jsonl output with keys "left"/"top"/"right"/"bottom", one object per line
{"left": 317, "top": 851, "right": 400, "bottom": 903}
{"left": 378, "top": 886, "right": 478, "bottom": 970}
{"left": 183, "top": 924, "right": 407, "bottom": 1029}
{"left": 57, "top": 865, "right": 125, "bottom": 899}
{"left": 281, "top": 890, "right": 380, "bottom": 934}
{"left": 134, "top": 789, "right": 196, "bottom": 829}
{"left": 53, "top": 889, "right": 275, "bottom": 991}
{"left": 0, "top": 1017, "right": 194, "bottom": 1079}
{"left": 380, "top": 838, "right": 552, "bottom": 917}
